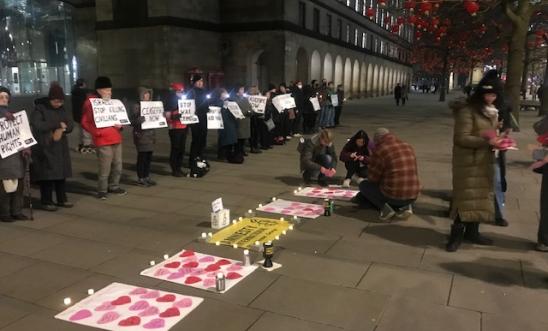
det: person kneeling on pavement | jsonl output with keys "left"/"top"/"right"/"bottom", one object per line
{"left": 299, "top": 129, "right": 337, "bottom": 187}
{"left": 352, "top": 128, "right": 420, "bottom": 221}
{"left": 339, "top": 130, "right": 370, "bottom": 187}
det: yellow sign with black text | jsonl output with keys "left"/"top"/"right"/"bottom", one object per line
{"left": 207, "top": 217, "right": 290, "bottom": 248}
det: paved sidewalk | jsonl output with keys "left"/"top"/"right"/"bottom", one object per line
{"left": 0, "top": 92, "right": 546, "bottom": 331}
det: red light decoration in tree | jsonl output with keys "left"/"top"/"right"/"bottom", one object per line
{"left": 404, "top": 0, "right": 416, "bottom": 12}
{"left": 378, "top": 0, "right": 387, "bottom": 8}
{"left": 396, "top": 16, "right": 405, "bottom": 25}
{"left": 408, "top": 15, "right": 417, "bottom": 25}
{"left": 419, "top": 1, "right": 433, "bottom": 16}
{"left": 464, "top": 1, "right": 479, "bottom": 16}
{"left": 366, "top": 7, "right": 375, "bottom": 19}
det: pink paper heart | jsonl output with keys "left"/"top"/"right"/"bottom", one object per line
{"left": 129, "top": 287, "right": 148, "bottom": 295}
{"left": 94, "top": 302, "right": 115, "bottom": 312}
{"left": 143, "top": 318, "right": 165, "bottom": 329}
{"left": 173, "top": 298, "right": 193, "bottom": 308}
{"left": 129, "top": 300, "right": 150, "bottom": 311}
{"left": 202, "top": 278, "right": 216, "bottom": 288}
{"left": 264, "top": 207, "right": 276, "bottom": 211}
{"left": 198, "top": 256, "right": 215, "bottom": 263}
{"left": 97, "top": 311, "right": 120, "bottom": 324}
{"left": 181, "top": 257, "right": 198, "bottom": 263}
{"left": 168, "top": 270, "right": 188, "bottom": 280}
{"left": 141, "top": 290, "right": 160, "bottom": 299}
{"left": 154, "top": 269, "right": 171, "bottom": 277}
{"left": 190, "top": 268, "right": 205, "bottom": 276}
{"left": 69, "top": 309, "right": 92, "bottom": 321}
{"left": 138, "top": 306, "right": 160, "bottom": 317}
{"left": 228, "top": 264, "right": 243, "bottom": 271}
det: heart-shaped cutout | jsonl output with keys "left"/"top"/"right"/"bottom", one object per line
{"left": 141, "top": 290, "right": 160, "bottom": 299}
{"left": 164, "top": 261, "right": 181, "bottom": 269}
{"left": 156, "top": 294, "right": 176, "bottom": 303}
{"left": 198, "top": 256, "right": 215, "bottom": 263}
{"left": 179, "top": 250, "right": 194, "bottom": 257}
{"left": 168, "top": 270, "right": 188, "bottom": 280}
{"left": 226, "top": 272, "right": 243, "bottom": 280}
{"left": 173, "top": 298, "right": 193, "bottom": 308}
{"left": 182, "top": 261, "right": 199, "bottom": 268}
{"left": 159, "top": 307, "right": 180, "bottom": 318}
{"left": 111, "top": 295, "right": 131, "bottom": 306}
{"left": 215, "top": 259, "right": 231, "bottom": 266}
{"left": 118, "top": 316, "right": 141, "bottom": 327}
{"left": 94, "top": 302, "right": 115, "bottom": 311}
{"left": 184, "top": 276, "right": 202, "bottom": 285}
{"left": 205, "top": 264, "right": 220, "bottom": 272}
{"left": 129, "top": 300, "right": 149, "bottom": 311}
{"left": 190, "top": 268, "right": 205, "bottom": 276}
{"left": 228, "top": 264, "right": 243, "bottom": 271}
{"left": 129, "top": 287, "right": 148, "bottom": 295}
{"left": 154, "top": 269, "right": 171, "bottom": 277}
{"left": 203, "top": 278, "right": 216, "bottom": 288}
{"left": 138, "top": 306, "right": 160, "bottom": 317}
{"left": 97, "top": 311, "right": 120, "bottom": 324}
{"left": 69, "top": 309, "right": 92, "bottom": 321}
{"left": 143, "top": 318, "right": 165, "bottom": 329}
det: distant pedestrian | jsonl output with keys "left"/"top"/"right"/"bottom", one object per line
{"left": 334, "top": 84, "right": 344, "bottom": 126}
{"left": 394, "top": 83, "right": 402, "bottom": 106}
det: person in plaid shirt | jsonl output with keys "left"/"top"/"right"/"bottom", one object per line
{"left": 352, "top": 128, "right": 420, "bottom": 221}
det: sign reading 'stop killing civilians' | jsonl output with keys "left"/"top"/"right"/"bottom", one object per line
{"left": 0, "top": 111, "right": 36, "bottom": 159}
{"left": 90, "top": 98, "right": 130, "bottom": 128}
{"left": 140, "top": 101, "right": 167, "bottom": 130}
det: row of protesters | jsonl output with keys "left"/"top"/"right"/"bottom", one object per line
{"left": 533, "top": 114, "right": 548, "bottom": 252}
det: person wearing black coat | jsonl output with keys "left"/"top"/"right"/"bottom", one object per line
{"left": 187, "top": 75, "right": 209, "bottom": 167}
{"left": 131, "top": 87, "right": 157, "bottom": 186}
{"left": 394, "top": 83, "right": 402, "bottom": 106}
{"left": 30, "top": 84, "right": 74, "bottom": 211}
{"left": 291, "top": 81, "right": 305, "bottom": 137}
{"left": 302, "top": 85, "right": 317, "bottom": 134}
{"left": 71, "top": 78, "right": 92, "bottom": 153}
{"left": 339, "top": 130, "right": 370, "bottom": 187}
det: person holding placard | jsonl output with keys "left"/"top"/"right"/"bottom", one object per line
{"left": 81, "top": 76, "right": 127, "bottom": 200}
{"left": 335, "top": 84, "right": 345, "bottom": 126}
{"left": 214, "top": 89, "right": 242, "bottom": 164}
{"left": 164, "top": 82, "right": 188, "bottom": 177}
{"left": 0, "top": 87, "right": 30, "bottom": 222}
{"left": 319, "top": 82, "right": 336, "bottom": 129}
{"left": 131, "top": 87, "right": 157, "bottom": 187}
{"left": 30, "top": 83, "right": 74, "bottom": 211}
{"left": 272, "top": 84, "right": 289, "bottom": 145}
{"left": 247, "top": 86, "right": 264, "bottom": 154}
{"left": 291, "top": 81, "right": 304, "bottom": 138}
{"left": 298, "top": 129, "right": 337, "bottom": 187}
{"left": 235, "top": 85, "right": 253, "bottom": 157}
{"left": 187, "top": 75, "right": 210, "bottom": 169}
{"left": 302, "top": 84, "right": 317, "bottom": 134}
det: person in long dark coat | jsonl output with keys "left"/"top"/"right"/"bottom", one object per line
{"left": 30, "top": 84, "right": 74, "bottom": 211}
{"left": 131, "top": 87, "right": 157, "bottom": 187}
{"left": 394, "top": 83, "right": 402, "bottom": 106}
{"left": 214, "top": 89, "right": 240, "bottom": 163}
{"left": 234, "top": 85, "right": 253, "bottom": 156}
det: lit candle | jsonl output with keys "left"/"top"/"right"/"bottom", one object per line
{"left": 289, "top": 225, "right": 294, "bottom": 230}
{"left": 207, "top": 232, "right": 213, "bottom": 237}
{"left": 293, "top": 190, "right": 297, "bottom": 194}
{"left": 293, "top": 215, "right": 298, "bottom": 221}
{"left": 149, "top": 260, "right": 156, "bottom": 266}
{"left": 87, "top": 289, "right": 95, "bottom": 295}
{"left": 275, "top": 235, "right": 280, "bottom": 240}
{"left": 238, "top": 217, "right": 243, "bottom": 221}
{"left": 298, "top": 186, "right": 302, "bottom": 191}
{"left": 280, "top": 217, "right": 285, "bottom": 221}
{"left": 247, "top": 209, "right": 253, "bottom": 214}
{"left": 255, "top": 241, "right": 260, "bottom": 246}
{"left": 233, "top": 244, "right": 238, "bottom": 249}
{"left": 282, "top": 230, "right": 287, "bottom": 235}
{"left": 272, "top": 197, "right": 277, "bottom": 201}
{"left": 258, "top": 203, "right": 263, "bottom": 208}
{"left": 232, "top": 220, "right": 237, "bottom": 224}
{"left": 63, "top": 297, "right": 72, "bottom": 306}
{"left": 216, "top": 241, "right": 221, "bottom": 246}
{"left": 163, "top": 254, "right": 169, "bottom": 260}
{"left": 201, "top": 232, "right": 207, "bottom": 239}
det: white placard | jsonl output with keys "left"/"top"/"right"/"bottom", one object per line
{"left": 309, "top": 97, "right": 321, "bottom": 111}
{"left": 0, "top": 111, "right": 37, "bottom": 159}
{"left": 178, "top": 99, "right": 199, "bottom": 124}
{"left": 140, "top": 101, "right": 167, "bottom": 130}
{"left": 330, "top": 94, "right": 339, "bottom": 107}
{"left": 226, "top": 101, "right": 246, "bottom": 119}
{"left": 211, "top": 198, "right": 223, "bottom": 213}
{"left": 247, "top": 95, "right": 267, "bottom": 114}
{"left": 207, "top": 107, "right": 224, "bottom": 130}
{"left": 90, "top": 98, "right": 130, "bottom": 128}
{"left": 272, "top": 94, "right": 296, "bottom": 113}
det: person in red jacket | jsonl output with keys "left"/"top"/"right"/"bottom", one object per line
{"left": 164, "top": 82, "right": 188, "bottom": 177}
{"left": 81, "top": 76, "right": 127, "bottom": 200}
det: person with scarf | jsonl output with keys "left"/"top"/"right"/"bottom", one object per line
{"left": 339, "top": 130, "right": 370, "bottom": 187}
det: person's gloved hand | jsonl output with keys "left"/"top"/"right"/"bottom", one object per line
{"left": 172, "top": 113, "right": 182, "bottom": 120}
{"left": 138, "top": 116, "right": 146, "bottom": 124}
{"left": 21, "top": 148, "right": 31, "bottom": 158}
{"left": 3, "top": 112, "right": 15, "bottom": 121}
{"left": 320, "top": 167, "right": 329, "bottom": 176}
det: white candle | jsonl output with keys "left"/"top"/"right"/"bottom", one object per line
{"left": 163, "top": 254, "right": 169, "bottom": 260}
{"left": 275, "top": 235, "right": 280, "bottom": 240}
{"left": 207, "top": 232, "right": 213, "bottom": 237}
{"left": 201, "top": 232, "right": 207, "bottom": 239}
{"left": 149, "top": 260, "right": 156, "bottom": 266}
{"left": 215, "top": 241, "right": 221, "bottom": 246}
{"left": 282, "top": 230, "right": 287, "bottom": 235}
{"left": 272, "top": 197, "right": 277, "bottom": 201}
{"left": 87, "top": 289, "right": 95, "bottom": 295}
{"left": 255, "top": 241, "right": 260, "bottom": 246}
{"left": 293, "top": 215, "right": 298, "bottom": 220}
{"left": 258, "top": 203, "right": 263, "bottom": 208}
{"left": 247, "top": 209, "right": 253, "bottom": 214}
{"left": 280, "top": 217, "right": 285, "bottom": 221}
{"left": 293, "top": 190, "right": 297, "bottom": 194}
{"left": 63, "top": 297, "right": 72, "bottom": 305}
{"left": 233, "top": 244, "right": 238, "bottom": 249}
{"left": 243, "top": 249, "right": 249, "bottom": 256}
{"left": 298, "top": 186, "right": 302, "bottom": 191}
{"left": 238, "top": 217, "right": 243, "bottom": 221}
{"left": 289, "top": 225, "right": 294, "bottom": 230}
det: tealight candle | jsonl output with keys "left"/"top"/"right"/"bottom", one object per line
{"left": 232, "top": 220, "right": 237, "bottom": 224}
{"left": 293, "top": 215, "right": 298, "bottom": 220}
{"left": 238, "top": 217, "right": 243, "bottom": 221}
{"left": 282, "top": 230, "right": 287, "bottom": 235}
{"left": 149, "top": 260, "right": 156, "bottom": 266}
{"left": 289, "top": 225, "right": 294, "bottom": 230}
{"left": 87, "top": 289, "right": 95, "bottom": 295}
{"left": 275, "top": 235, "right": 280, "bottom": 240}
{"left": 280, "top": 217, "right": 285, "bottom": 221}
{"left": 64, "top": 297, "right": 72, "bottom": 306}
{"left": 247, "top": 209, "right": 252, "bottom": 214}
{"left": 216, "top": 241, "right": 221, "bottom": 246}
{"left": 163, "top": 254, "right": 169, "bottom": 260}
{"left": 255, "top": 241, "right": 260, "bottom": 246}
{"left": 207, "top": 232, "right": 213, "bottom": 237}
{"left": 233, "top": 244, "right": 238, "bottom": 249}
{"left": 272, "top": 197, "right": 277, "bottom": 201}
{"left": 258, "top": 203, "right": 263, "bottom": 208}
{"left": 201, "top": 232, "right": 207, "bottom": 239}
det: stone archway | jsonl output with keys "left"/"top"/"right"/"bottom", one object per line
{"left": 344, "top": 58, "right": 352, "bottom": 96}
{"left": 367, "top": 63, "right": 373, "bottom": 97}
{"left": 311, "top": 50, "right": 322, "bottom": 82}
{"left": 248, "top": 49, "right": 269, "bottom": 91}
{"left": 372, "top": 64, "right": 379, "bottom": 97}
{"left": 360, "top": 62, "right": 367, "bottom": 97}
{"left": 296, "top": 47, "right": 309, "bottom": 83}
{"left": 323, "top": 53, "right": 333, "bottom": 82}
{"left": 352, "top": 60, "right": 360, "bottom": 97}
{"left": 378, "top": 66, "right": 384, "bottom": 96}
{"left": 334, "top": 55, "right": 343, "bottom": 86}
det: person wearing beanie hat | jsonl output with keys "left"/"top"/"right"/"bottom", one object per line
{"left": 131, "top": 87, "right": 158, "bottom": 186}
{"left": 71, "top": 78, "right": 92, "bottom": 153}
{"left": 164, "top": 82, "right": 188, "bottom": 177}
{"left": 81, "top": 76, "right": 127, "bottom": 200}
{"left": 0, "top": 86, "right": 30, "bottom": 222}
{"left": 187, "top": 74, "right": 210, "bottom": 171}
{"left": 30, "top": 83, "right": 74, "bottom": 211}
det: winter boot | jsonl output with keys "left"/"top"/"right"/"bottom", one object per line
{"left": 464, "top": 222, "right": 493, "bottom": 246}
{"left": 446, "top": 222, "right": 465, "bottom": 252}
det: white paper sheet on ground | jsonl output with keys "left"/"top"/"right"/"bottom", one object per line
{"left": 247, "top": 95, "right": 267, "bottom": 114}
{"left": 257, "top": 199, "right": 324, "bottom": 219}
{"left": 178, "top": 99, "right": 199, "bottom": 124}
{"left": 55, "top": 282, "right": 203, "bottom": 331}
{"left": 140, "top": 101, "right": 167, "bottom": 129}
{"left": 0, "top": 110, "right": 37, "bottom": 159}
{"left": 207, "top": 107, "right": 224, "bottom": 129}
{"left": 90, "top": 98, "right": 130, "bottom": 128}
{"left": 226, "top": 101, "right": 246, "bottom": 119}
{"left": 140, "top": 249, "right": 257, "bottom": 293}
{"left": 309, "top": 97, "right": 321, "bottom": 111}
{"left": 295, "top": 186, "right": 358, "bottom": 201}
{"left": 272, "top": 94, "right": 296, "bottom": 113}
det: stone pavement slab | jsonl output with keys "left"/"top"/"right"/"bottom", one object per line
{"left": 482, "top": 313, "right": 548, "bottom": 331}
{"left": 248, "top": 312, "right": 345, "bottom": 331}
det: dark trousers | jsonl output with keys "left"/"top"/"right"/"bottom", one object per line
{"left": 303, "top": 154, "right": 333, "bottom": 181}
{"left": 169, "top": 128, "right": 187, "bottom": 172}
{"left": 303, "top": 113, "right": 317, "bottom": 134}
{"left": 538, "top": 165, "right": 548, "bottom": 245}
{"left": 250, "top": 116, "right": 262, "bottom": 149}
{"left": 344, "top": 161, "right": 368, "bottom": 179}
{"left": 0, "top": 179, "right": 23, "bottom": 217}
{"left": 39, "top": 179, "right": 67, "bottom": 205}
{"left": 293, "top": 111, "right": 303, "bottom": 134}
{"left": 359, "top": 180, "right": 415, "bottom": 210}
{"left": 137, "top": 151, "right": 153, "bottom": 179}
{"left": 259, "top": 120, "right": 272, "bottom": 148}
{"left": 402, "top": 97, "right": 407, "bottom": 105}
{"left": 395, "top": 97, "right": 401, "bottom": 106}
{"left": 189, "top": 123, "right": 207, "bottom": 165}
{"left": 237, "top": 139, "right": 247, "bottom": 154}
{"left": 334, "top": 106, "right": 342, "bottom": 125}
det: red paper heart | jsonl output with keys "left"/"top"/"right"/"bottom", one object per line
{"left": 215, "top": 259, "right": 231, "bottom": 266}
{"left": 156, "top": 294, "right": 176, "bottom": 303}
{"left": 164, "top": 262, "right": 181, "bottom": 269}
{"left": 226, "top": 272, "right": 242, "bottom": 280}
{"left": 111, "top": 296, "right": 131, "bottom": 306}
{"left": 118, "top": 316, "right": 141, "bottom": 327}
{"left": 182, "top": 261, "right": 199, "bottom": 268}
{"left": 179, "top": 250, "right": 194, "bottom": 257}
{"left": 159, "top": 307, "right": 180, "bottom": 318}
{"left": 205, "top": 264, "right": 220, "bottom": 272}
{"left": 184, "top": 276, "right": 202, "bottom": 285}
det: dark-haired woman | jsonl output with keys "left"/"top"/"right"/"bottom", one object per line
{"left": 339, "top": 130, "right": 370, "bottom": 187}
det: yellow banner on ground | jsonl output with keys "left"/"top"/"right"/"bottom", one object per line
{"left": 207, "top": 217, "right": 290, "bottom": 248}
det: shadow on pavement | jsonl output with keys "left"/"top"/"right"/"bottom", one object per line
{"left": 275, "top": 176, "right": 306, "bottom": 186}
{"left": 420, "top": 189, "right": 452, "bottom": 202}
{"left": 364, "top": 224, "right": 446, "bottom": 248}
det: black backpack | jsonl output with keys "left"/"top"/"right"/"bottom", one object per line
{"left": 190, "top": 158, "right": 210, "bottom": 178}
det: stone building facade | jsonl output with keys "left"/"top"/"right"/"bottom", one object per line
{"left": 64, "top": 0, "right": 413, "bottom": 97}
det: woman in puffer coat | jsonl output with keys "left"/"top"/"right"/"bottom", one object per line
{"left": 447, "top": 83, "right": 505, "bottom": 252}
{"left": 131, "top": 87, "right": 157, "bottom": 187}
